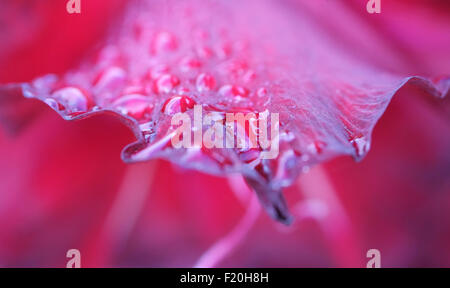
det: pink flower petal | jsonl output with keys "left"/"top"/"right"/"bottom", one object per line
{"left": 2, "top": 0, "right": 449, "bottom": 224}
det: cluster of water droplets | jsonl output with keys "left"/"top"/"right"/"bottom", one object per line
{"left": 20, "top": 0, "right": 411, "bottom": 223}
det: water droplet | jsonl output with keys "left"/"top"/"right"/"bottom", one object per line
{"left": 112, "top": 94, "right": 153, "bottom": 122}
{"left": 44, "top": 98, "right": 64, "bottom": 111}
{"left": 219, "top": 84, "right": 249, "bottom": 98}
{"left": 93, "top": 66, "right": 127, "bottom": 92}
{"left": 177, "top": 87, "right": 191, "bottom": 95}
{"left": 148, "top": 64, "right": 170, "bottom": 79}
{"left": 223, "top": 60, "right": 248, "bottom": 77}
{"left": 153, "top": 31, "right": 178, "bottom": 53}
{"left": 122, "top": 78, "right": 150, "bottom": 95}
{"left": 196, "top": 73, "right": 217, "bottom": 92}
{"left": 162, "top": 95, "right": 196, "bottom": 116}
{"left": 51, "top": 87, "right": 90, "bottom": 112}
{"left": 196, "top": 46, "right": 214, "bottom": 59}
{"left": 180, "top": 56, "right": 202, "bottom": 72}
{"left": 194, "top": 29, "right": 210, "bottom": 41}
{"left": 216, "top": 42, "right": 232, "bottom": 59}
{"left": 256, "top": 87, "right": 268, "bottom": 98}
{"left": 139, "top": 122, "right": 155, "bottom": 141}
{"left": 243, "top": 70, "right": 257, "bottom": 83}
{"left": 351, "top": 136, "right": 370, "bottom": 159}
{"left": 155, "top": 74, "right": 180, "bottom": 94}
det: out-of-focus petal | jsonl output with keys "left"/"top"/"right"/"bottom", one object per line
{"left": 0, "top": 108, "right": 136, "bottom": 267}
{"left": 0, "top": 0, "right": 126, "bottom": 83}
{"left": 323, "top": 83, "right": 450, "bottom": 267}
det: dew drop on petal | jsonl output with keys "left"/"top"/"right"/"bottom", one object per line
{"left": 51, "top": 87, "right": 89, "bottom": 112}
{"left": 155, "top": 74, "right": 180, "bottom": 94}
{"left": 44, "top": 98, "right": 64, "bottom": 111}
{"left": 216, "top": 42, "right": 232, "bottom": 59}
{"left": 219, "top": 84, "right": 249, "bottom": 98}
{"left": 243, "top": 70, "right": 257, "bottom": 83}
{"left": 139, "top": 121, "right": 155, "bottom": 142}
{"left": 196, "top": 73, "right": 217, "bottom": 92}
{"left": 180, "top": 56, "right": 202, "bottom": 72}
{"left": 93, "top": 66, "right": 127, "bottom": 92}
{"left": 256, "top": 87, "right": 268, "bottom": 98}
{"left": 177, "top": 87, "right": 191, "bottom": 95}
{"left": 194, "top": 29, "right": 210, "bottom": 41}
{"left": 196, "top": 46, "right": 214, "bottom": 59}
{"left": 148, "top": 64, "right": 170, "bottom": 79}
{"left": 153, "top": 31, "right": 178, "bottom": 53}
{"left": 351, "top": 136, "right": 370, "bottom": 159}
{"left": 162, "top": 95, "right": 196, "bottom": 116}
{"left": 112, "top": 94, "right": 154, "bottom": 122}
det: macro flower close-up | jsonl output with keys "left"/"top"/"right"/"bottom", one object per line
{"left": 0, "top": 0, "right": 449, "bottom": 268}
